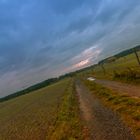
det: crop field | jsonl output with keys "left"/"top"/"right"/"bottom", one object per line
{"left": 0, "top": 79, "right": 82, "bottom": 140}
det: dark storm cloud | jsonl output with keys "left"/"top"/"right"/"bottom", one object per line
{"left": 48, "top": 0, "right": 84, "bottom": 14}
{"left": 0, "top": 0, "right": 140, "bottom": 97}
{"left": 48, "top": 0, "right": 101, "bottom": 15}
{"left": 65, "top": 15, "right": 93, "bottom": 33}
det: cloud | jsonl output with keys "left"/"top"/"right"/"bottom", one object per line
{"left": 73, "top": 59, "right": 90, "bottom": 69}
{"left": 65, "top": 15, "right": 93, "bottom": 33}
{"left": 48, "top": 0, "right": 84, "bottom": 15}
{"left": 72, "top": 45, "right": 101, "bottom": 62}
{"left": 63, "top": 45, "right": 102, "bottom": 72}
{"left": 97, "top": 3, "right": 140, "bottom": 59}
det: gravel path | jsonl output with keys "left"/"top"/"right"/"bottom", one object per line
{"left": 76, "top": 81, "right": 136, "bottom": 140}
{"left": 95, "top": 79, "right": 140, "bottom": 97}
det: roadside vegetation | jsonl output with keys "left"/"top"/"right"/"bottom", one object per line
{"left": 47, "top": 80, "right": 83, "bottom": 140}
{"left": 84, "top": 80, "right": 140, "bottom": 140}
{"left": 0, "top": 79, "right": 83, "bottom": 140}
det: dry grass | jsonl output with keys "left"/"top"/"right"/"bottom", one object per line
{"left": 47, "top": 81, "right": 83, "bottom": 140}
{"left": 0, "top": 79, "right": 82, "bottom": 140}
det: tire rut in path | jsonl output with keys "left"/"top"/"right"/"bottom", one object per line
{"left": 76, "top": 81, "right": 135, "bottom": 140}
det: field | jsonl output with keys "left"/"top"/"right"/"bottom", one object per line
{"left": 85, "top": 51, "right": 140, "bottom": 84}
{"left": 0, "top": 78, "right": 82, "bottom": 140}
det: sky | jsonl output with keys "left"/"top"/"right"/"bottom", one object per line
{"left": 0, "top": 0, "right": 140, "bottom": 97}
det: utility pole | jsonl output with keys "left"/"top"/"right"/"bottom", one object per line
{"left": 133, "top": 48, "right": 140, "bottom": 66}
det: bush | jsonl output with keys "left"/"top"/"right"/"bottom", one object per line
{"left": 113, "top": 68, "right": 140, "bottom": 82}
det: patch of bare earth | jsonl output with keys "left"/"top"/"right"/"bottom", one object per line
{"left": 95, "top": 79, "right": 140, "bottom": 97}
{"left": 76, "top": 81, "right": 135, "bottom": 140}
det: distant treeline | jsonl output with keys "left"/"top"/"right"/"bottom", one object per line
{"left": 0, "top": 72, "right": 78, "bottom": 102}
{"left": 0, "top": 78, "right": 59, "bottom": 102}
{"left": 99, "top": 45, "right": 140, "bottom": 64}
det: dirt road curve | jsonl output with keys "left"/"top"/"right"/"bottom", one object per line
{"left": 76, "top": 81, "right": 135, "bottom": 140}
{"left": 95, "top": 79, "right": 140, "bottom": 97}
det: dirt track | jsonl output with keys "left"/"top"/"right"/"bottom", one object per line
{"left": 95, "top": 79, "right": 140, "bottom": 97}
{"left": 76, "top": 81, "right": 135, "bottom": 140}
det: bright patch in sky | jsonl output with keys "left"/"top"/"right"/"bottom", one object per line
{"left": 74, "top": 59, "right": 90, "bottom": 68}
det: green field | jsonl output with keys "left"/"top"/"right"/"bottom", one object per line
{"left": 0, "top": 79, "right": 82, "bottom": 140}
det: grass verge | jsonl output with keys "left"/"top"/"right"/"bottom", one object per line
{"left": 46, "top": 80, "right": 83, "bottom": 140}
{"left": 84, "top": 80, "right": 140, "bottom": 140}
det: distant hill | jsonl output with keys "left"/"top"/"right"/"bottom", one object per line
{"left": 99, "top": 45, "right": 140, "bottom": 64}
